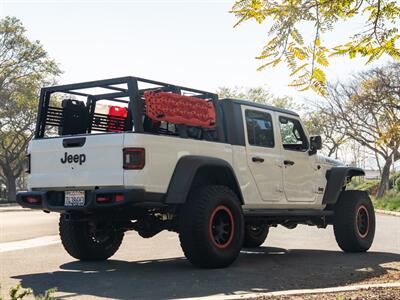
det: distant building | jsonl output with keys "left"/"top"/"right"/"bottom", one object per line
{"left": 364, "top": 169, "right": 381, "bottom": 180}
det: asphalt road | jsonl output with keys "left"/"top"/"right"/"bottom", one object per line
{"left": 0, "top": 208, "right": 399, "bottom": 299}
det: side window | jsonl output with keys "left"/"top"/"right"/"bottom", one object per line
{"left": 279, "top": 116, "right": 308, "bottom": 151}
{"left": 245, "top": 110, "right": 274, "bottom": 148}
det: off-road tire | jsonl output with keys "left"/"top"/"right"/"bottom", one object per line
{"left": 179, "top": 185, "right": 244, "bottom": 268}
{"left": 59, "top": 215, "right": 124, "bottom": 261}
{"left": 243, "top": 224, "right": 269, "bottom": 248}
{"left": 333, "top": 190, "right": 375, "bottom": 252}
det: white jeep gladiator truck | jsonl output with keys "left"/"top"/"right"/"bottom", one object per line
{"left": 17, "top": 76, "right": 375, "bottom": 268}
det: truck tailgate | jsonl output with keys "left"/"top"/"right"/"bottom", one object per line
{"left": 28, "top": 134, "right": 124, "bottom": 189}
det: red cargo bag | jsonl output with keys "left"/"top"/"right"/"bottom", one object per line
{"left": 144, "top": 91, "right": 216, "bottom": 128}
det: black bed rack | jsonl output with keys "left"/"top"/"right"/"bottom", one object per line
{"left": 35, "top": 76, "right": 224, "bottom": 141}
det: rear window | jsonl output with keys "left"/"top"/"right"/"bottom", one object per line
{"left": 245, "top": 110, "right": 274, "bottom": 148}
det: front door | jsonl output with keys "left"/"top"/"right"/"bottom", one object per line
{"left": 278, "top": 114, "right": 316, "bottom": 202}
{"left": 243, "top": 107, "right": 284, "bottom": 202}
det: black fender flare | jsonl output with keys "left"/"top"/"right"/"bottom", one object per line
{"left": 164, "top": 155, "right": 243, "bottom": 204}
{"left": 322, "top": 166, "right": 365, "bottom": 205}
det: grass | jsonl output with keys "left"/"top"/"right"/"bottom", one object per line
{"left": 0, "top": 284, "right": 56, "bottom": 300}
{"left": 349, "top": 172, "right": 400, "bottom": 212}
{"left": 372, "top": 191, "right": 400, "bottom": 212}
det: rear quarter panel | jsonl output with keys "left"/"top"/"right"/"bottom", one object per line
{"left": 123, "top": 134, "right": 234, "bottom": 193}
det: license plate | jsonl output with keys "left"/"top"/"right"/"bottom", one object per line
{"left": 65, "top": 191, "right": 85, "bottom": 207}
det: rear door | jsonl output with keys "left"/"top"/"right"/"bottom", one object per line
{"left": 277, "top": 114, "right": 316, "bottom": 202}
{"left": 242, "top": 106, "right": 284, "bottom": 202}
{"left": 28, "top": 133, "right": 125, "bottom": 189}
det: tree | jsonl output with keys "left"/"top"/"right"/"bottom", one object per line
{"left": 217, "top": 86, "right": 303, "bottom": 110}
{"left": 323, "top": 62, "right": 400, "bottom": 198}
{"left": 0, "top": 16, "right": 61, "bottom": 201}
{"left": 231, "top": 0, "right": 400, "bottom": 95}
{"left": 304, "top": 110, "right": 347, "bottom": 158}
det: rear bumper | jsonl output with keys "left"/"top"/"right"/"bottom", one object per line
{"left": 16, "top": 188, "right": 164, "bottom": 212}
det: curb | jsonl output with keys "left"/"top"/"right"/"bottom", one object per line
{"left": 376, "top": 209, "right": 400, "bottom": 217}
{"left": 177, "top": 282, "right": 400, "bottom": 300}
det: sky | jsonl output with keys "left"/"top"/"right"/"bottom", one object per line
{"left": 0, "top": 0, "right": 390, "bottom": 103}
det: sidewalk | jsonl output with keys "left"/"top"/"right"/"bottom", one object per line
{"left": 0, "top": 202, "right": 29, "bottom": 212}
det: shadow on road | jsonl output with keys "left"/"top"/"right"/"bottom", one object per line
{"left": 14, "top": 247, "right": 400, "bottom": 299}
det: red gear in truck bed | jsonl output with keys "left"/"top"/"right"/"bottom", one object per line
{"left": 144, "top": 91, "right": 216, "bottom": 128}
{"left": 107, "top": 105, "right": 128, "bottom": 132}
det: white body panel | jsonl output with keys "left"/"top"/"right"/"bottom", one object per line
{"left": 122, "top": 134, "right": 233, "bottom": 193}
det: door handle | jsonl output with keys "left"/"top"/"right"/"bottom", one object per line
{"left": 284, "top": 160, "right": 295, "bottom": 166}
{"left": 252, "top": 157, "right": 264, "bottom": 163}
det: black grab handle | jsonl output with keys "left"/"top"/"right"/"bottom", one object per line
{"left": 63, "top": 137, "right": 86, "bottom": 148}
{"left": 252, "top": 157, "right": 264, "bottom": 163}
{"left": 284, "top": 160, "right": 295, "bottom": 166}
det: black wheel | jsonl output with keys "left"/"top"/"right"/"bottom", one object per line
{"left": 333, "top": 191, "right": 375, "bottom": 252}
{"left": 179, "top": 185, "right": 244, "bottom": 268}
{"left": 59, "top": 215, "right": 124, "bottom": 261}
{"left": 243, "top": 224, "right": 269, "bottom": 248}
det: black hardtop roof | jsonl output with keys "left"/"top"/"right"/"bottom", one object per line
{"left": 220, "top": 98, "right": 299, "bottom": 117}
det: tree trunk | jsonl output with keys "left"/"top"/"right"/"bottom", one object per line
{"left": 376, "top": 158, "right": 391, "bottom": 199}
{"left": 6, "top": 174, "right": 17, "bottom": 202}
{"left": 1, "top": 164, "right": 17, "bottom": 202}
{"left": 374, "top": 151, "right": 382, "bottom": 176}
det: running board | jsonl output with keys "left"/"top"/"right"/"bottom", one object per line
{"left": 243, "top": 209, "right": 334, "bottom": 218}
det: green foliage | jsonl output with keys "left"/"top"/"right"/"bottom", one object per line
{"left": 389, "top": 172, "right": 400, "bottom": 189}
{"left": 354, "top": 179, "right": 380, "bottom": 193}
{"left": 395, "top": 177, "right": 400, "bottom": 191}
{"left": 34, "top": 288, "right": 57, "bottom": 300}
{"left": 0, "top": 16, "right": 61, "bottom": 200}
{"left": 216, "top": 86, "right": 303, "bottom": 110}
{"left": 8, "top": 284, "right": 32, "bottom": 300}
{"left": 231, "top": 0, "right": 400, "bottom": 95}
{"left": 1, "top": 284, "right": 56, "bottom": 300}
{"left": 351, "top": 172, "right": 400, "bottom": 200}
{"left": 373, "top": 190, "right": 400, "bottom": 212}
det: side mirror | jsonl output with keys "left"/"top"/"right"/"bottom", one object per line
{"left": 309, "top": 135, "right": 322, "bottom": 155}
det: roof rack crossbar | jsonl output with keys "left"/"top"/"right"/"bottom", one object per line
{"left": 42, "top": 76, "right": 216, "bottom": 98}
{"left": 60, "top": 90, "right": 91, "bottom": 97}
{"left": 92, "top": 91, "right": 128, "bottom": 101}
{"left": 43, "top": 77, "right": 132, "bottom": 93}
{"left": 102, "top": 85, "right": 127, "bottom": 92}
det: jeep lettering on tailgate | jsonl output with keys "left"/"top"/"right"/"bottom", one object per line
{"left": 60, "top": 152, "right": 86, "bottom": 165}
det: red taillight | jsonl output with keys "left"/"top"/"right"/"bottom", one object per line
{"left": 96, "top": 195, "right": 112, "bottom": 203}
{"left": 25, "top": 195, "right": 41, "bottom": 204}
{"left": 123, "top": 148, "right": 145, "bottom": 170}
{"left": 115, "top": 194, "right": 124, "bottom": 202}
{"left": 96, "top": 193, "right": 124, "bottom": 203}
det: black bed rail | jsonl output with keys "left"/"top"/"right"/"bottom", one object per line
{"left": 35, "top": 76, "right": 224, "bottom": 142}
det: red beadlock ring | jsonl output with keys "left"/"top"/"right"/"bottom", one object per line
{"left": 356, "top": 205, "right": 370, "bottom": 238}
{"left": 208, "top": 205, "right": 235, "bottom": 249}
